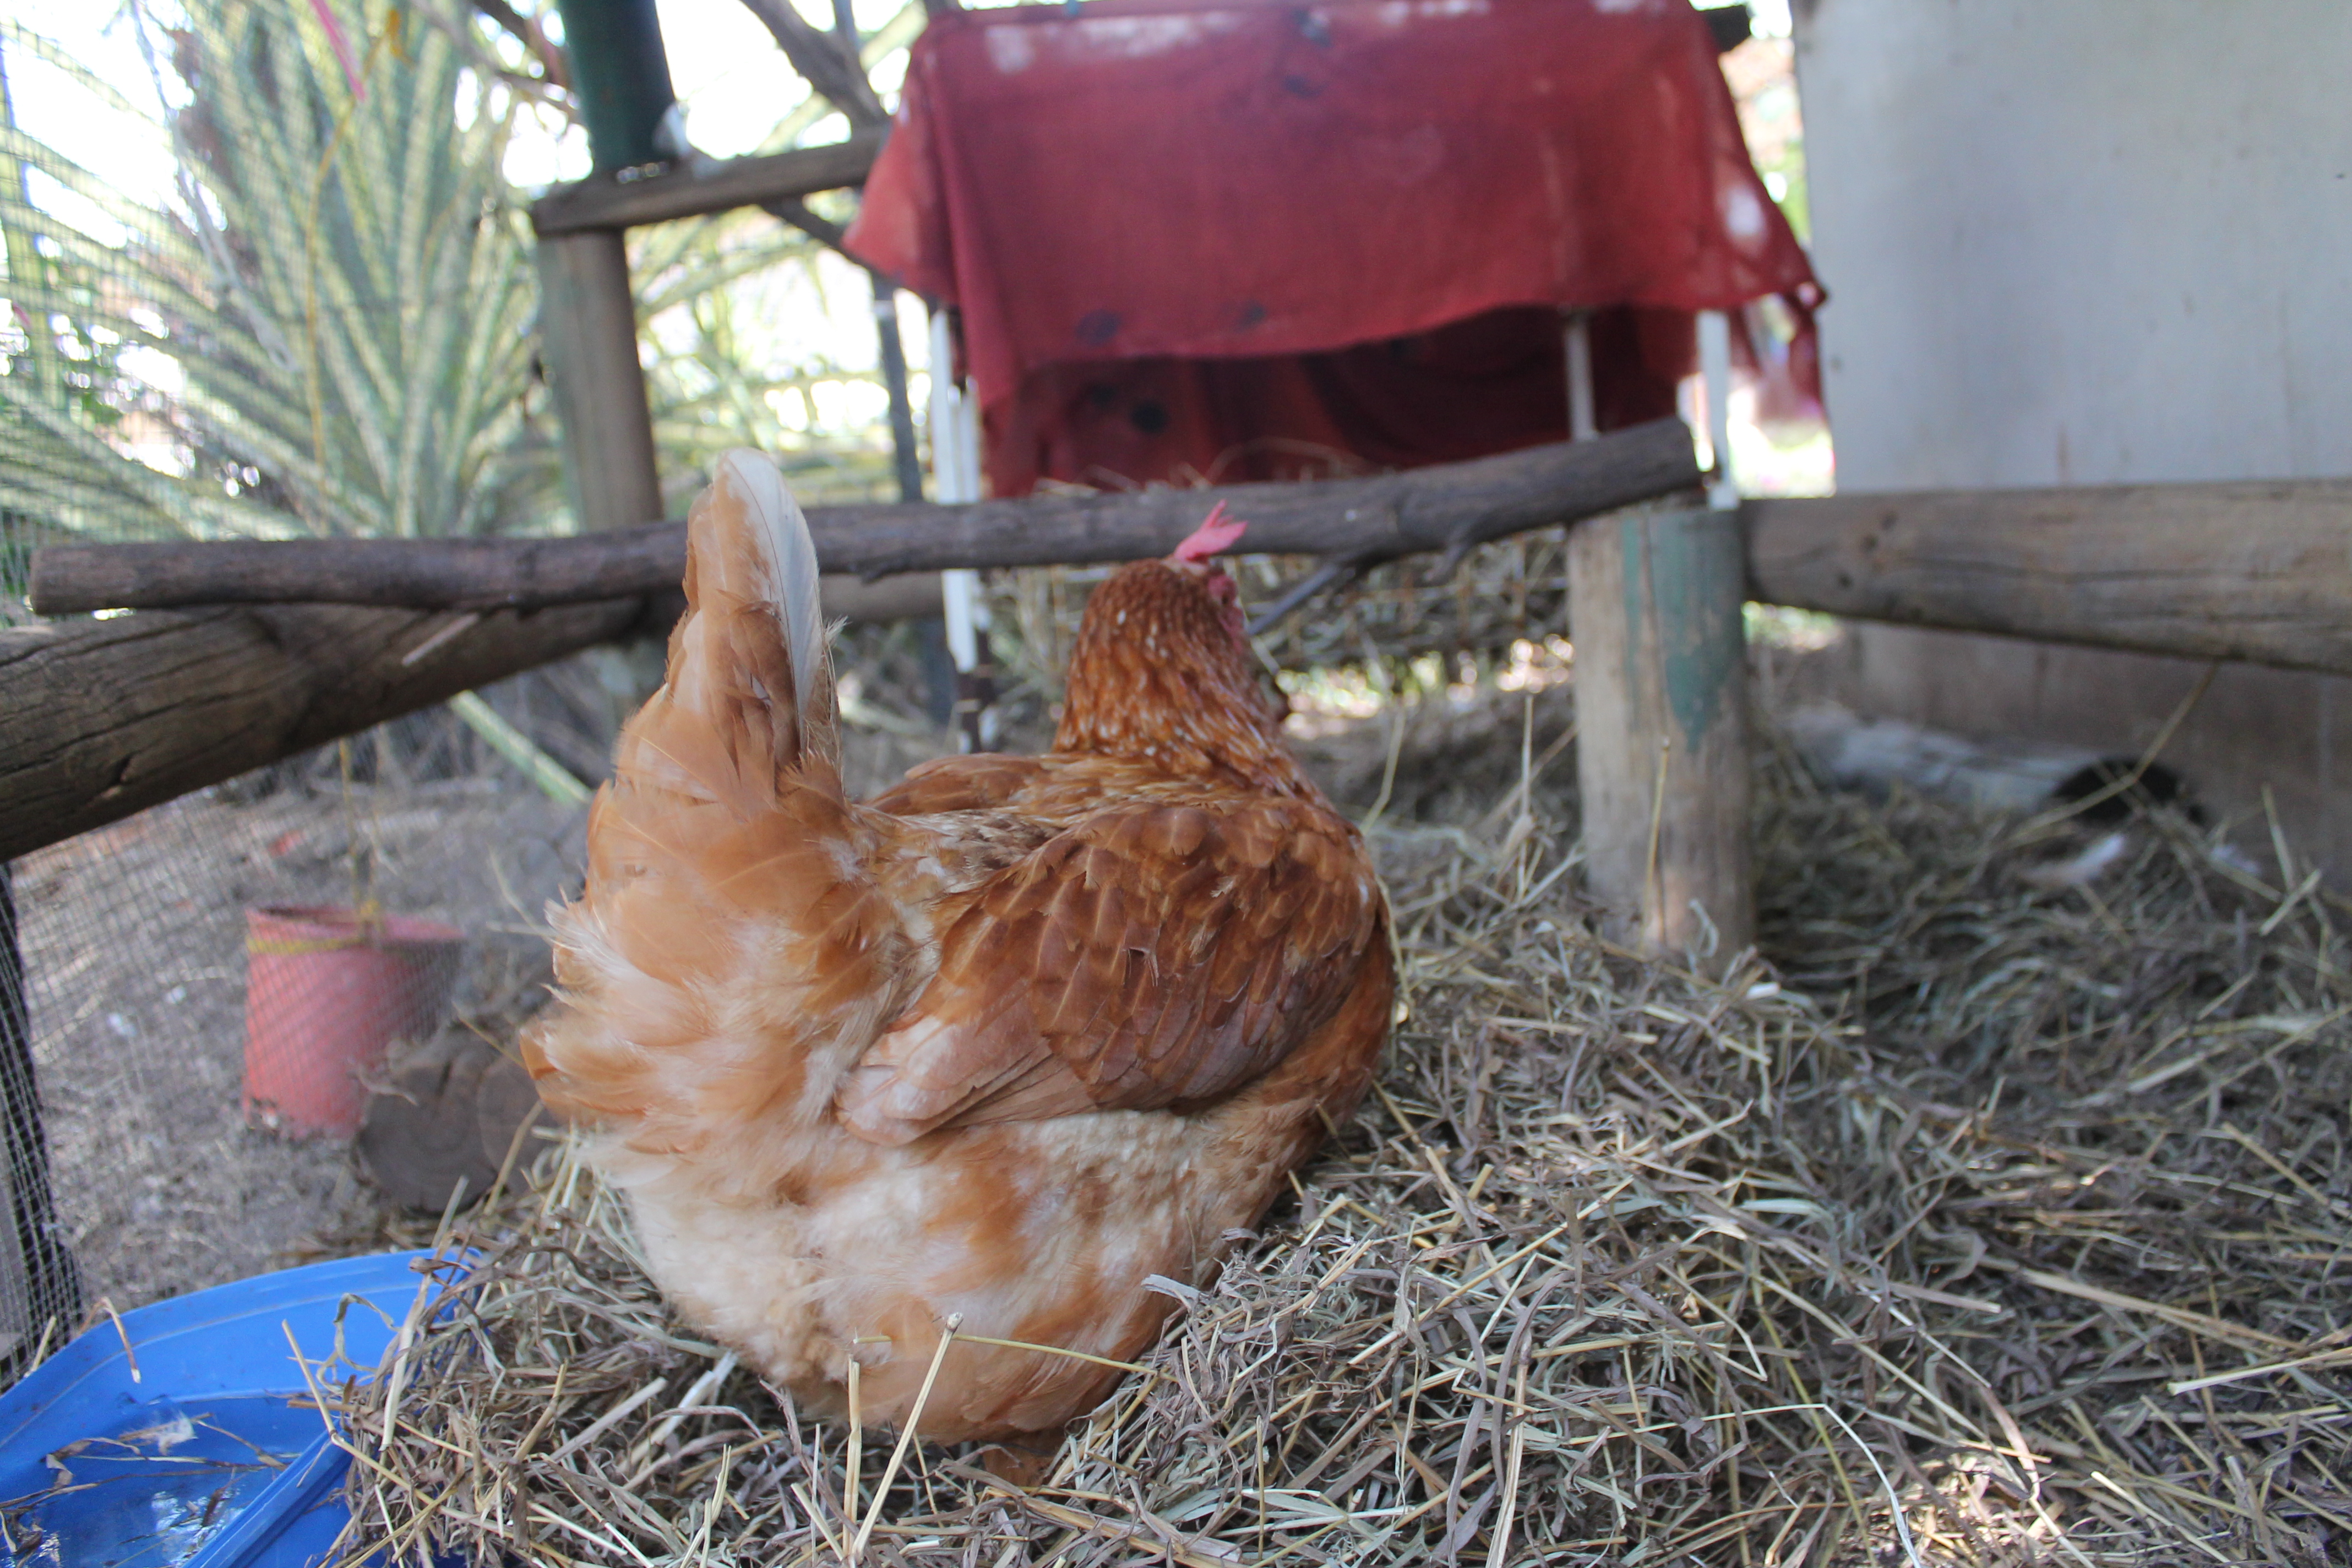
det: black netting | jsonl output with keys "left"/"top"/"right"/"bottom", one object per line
{"left": 4, "top": 679, "right": 619, "bottom": 1320}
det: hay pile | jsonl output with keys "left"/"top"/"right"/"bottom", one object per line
{"left": 329, "top": 715, "right": 2352, "bottom": 1566}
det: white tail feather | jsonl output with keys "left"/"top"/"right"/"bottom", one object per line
{"left": 715, "top": 448, "right": 827, "bottom": 724}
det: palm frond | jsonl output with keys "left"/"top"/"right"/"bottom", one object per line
{"left": 2, "top": 0, "right": 540, "bottom": 554}
{"left": 6, "top": 0, "right": 930, "bottom": 582}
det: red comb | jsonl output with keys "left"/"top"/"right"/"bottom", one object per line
{"left": 1172, "top": 501, "right": 1248, "bottom": 563}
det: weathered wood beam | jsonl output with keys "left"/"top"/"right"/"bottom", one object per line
{"left": 27, "top": 419, "right": 1701, "bottom": 614}
{"left": 538, "top": 230, "right": 666, "bottom": 533}
{"left": 0, "top": 571, "right": 942, "bottom": 864}
{"left": 1744, "top": 480, "right": 2352, "bottom": 678}
{"left": 529, "top": 126, "right": 888, "bottom": 235}
{"left": 0, "top": 597, "right": 654, "bottom": 864}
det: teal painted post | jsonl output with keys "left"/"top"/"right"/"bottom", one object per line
{"left": 552, "top": 0, "right": 679, "bottom": 172}
{"left": 1567, "top": 509, "right": 1755, "bottom": 968}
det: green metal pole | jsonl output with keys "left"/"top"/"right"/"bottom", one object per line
{"left": 552, "top": 0, "right": 679, "bottom": 171}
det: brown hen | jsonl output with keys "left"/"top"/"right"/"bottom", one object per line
{"left": 525, "top": 451, "right": 1392, "bottom": 1447}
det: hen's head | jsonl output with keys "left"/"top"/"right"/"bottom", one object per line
{"left": 1168, "top": 500, "right": 1249, "bottom": 634}
{"left": 1053, "top": 504, "right": 1298, "bottom": 787}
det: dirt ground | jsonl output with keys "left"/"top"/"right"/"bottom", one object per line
{"left": 13, "top": 779, "right": 592, "bottom": 1310}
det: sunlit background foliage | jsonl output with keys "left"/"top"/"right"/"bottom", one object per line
{"left": 0, "top": 0, "right": 929, "bottom": 624}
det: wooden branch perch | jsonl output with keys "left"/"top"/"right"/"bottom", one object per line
{"left": 30, "top": 419, "right": 1702, "bottom": 616}
{"left": 5, "top": 423, "right": 1697, "bottom": 863}
{"left": 1744, "top": 478, "right": 2352, "bottom": 679}
{"left": 529, "top": 126, "right": 888, "bottom": 235}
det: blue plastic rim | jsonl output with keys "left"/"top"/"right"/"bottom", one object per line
{"left": 0, "top": 1250, "right": 461, "bottom": 1568}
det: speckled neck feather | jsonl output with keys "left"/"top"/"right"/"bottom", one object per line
{"left": 1052, "top": 560, "right": 1302, "bottom": 792}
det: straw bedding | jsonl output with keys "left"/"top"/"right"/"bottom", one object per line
{"left": 325, "top": 703, "right": 2352, "bottom": 1567}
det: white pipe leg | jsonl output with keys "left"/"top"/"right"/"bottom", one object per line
{"left": 928, "top": 310, "right": 996, "bottom": 748}
{"left": 1697, "top": 308, "right": 1736, "bottom": 511}
{"left": 1564, "top": 311, "right": 1597, "bottom": 443}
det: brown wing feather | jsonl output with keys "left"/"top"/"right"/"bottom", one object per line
{"left": 868, "top": 754, "right": 1052, "bottom": 815}
{"left": 834, "top": 798, "right": 1380, "bottom": 1146}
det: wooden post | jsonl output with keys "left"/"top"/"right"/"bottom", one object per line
{"left": 1569, "top": 509, "right": 1754, "bottom": 968}
{"left": 538, "top": 230, "right": 663, "bottom": 534}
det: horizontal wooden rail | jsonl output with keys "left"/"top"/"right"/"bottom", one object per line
{"left": 7, "top": 422, "right": 1700, "bottom": 861}
{"left": 29, "top": 420, "right": 1700, "bottom": 614}
{"left": 0, "top": 598, "right": 656, "bottom": 865}
{"left": 1743, "top": 478, "right": 2352, "bottom": 678}
{"left": 529, "top": 127, "right": 889, "bottom": 235}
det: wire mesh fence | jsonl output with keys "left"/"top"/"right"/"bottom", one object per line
{"left": 0, "top": 546, "right": 1570, "bottom": 1373}
{"left": 4, "top": 0, "right": 1585, "bottom": 1378}
{"left": 0, "top": 0, "right": 918, "bottom": 620}
{"left": 1, "top": 681, "right": 609, "bottom": 1337}
{"left": 999, "top": 530, "right": 1578, "bottom": 690}
{"left": 0, "top": 0, "right": 922, "bottom": 1364}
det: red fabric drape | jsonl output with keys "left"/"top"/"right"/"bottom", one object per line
{"left": 846, "top": 0, "right": 1820, "bottom": 496}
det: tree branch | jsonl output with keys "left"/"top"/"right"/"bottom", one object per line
{"left": 471, "top": 0, "right": 570, "bottom": 91}
{"left": 736, "top": 0, "right": 889, "bottom": 127}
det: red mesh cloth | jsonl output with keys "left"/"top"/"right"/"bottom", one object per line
{"left": 845, "top": 0, "right": 1820, "bottom": 497}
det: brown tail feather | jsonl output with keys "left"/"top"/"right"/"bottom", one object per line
{"left": 625, "top": 449, "right": 840, "bottom": 812}
{"left": 530, "top": 450, "right": 875, "bottom": 1147}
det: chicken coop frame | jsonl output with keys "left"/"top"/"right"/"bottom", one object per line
{"left": 18, "top": 447, "right": 2352, "bottom": 910}
{"left": 9, "top": 0, "right": 2352, "bottom": 1365}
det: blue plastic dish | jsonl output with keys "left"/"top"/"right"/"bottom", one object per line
{"left": 0, "top": 1251, "right": 459, "bottom": 1568}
